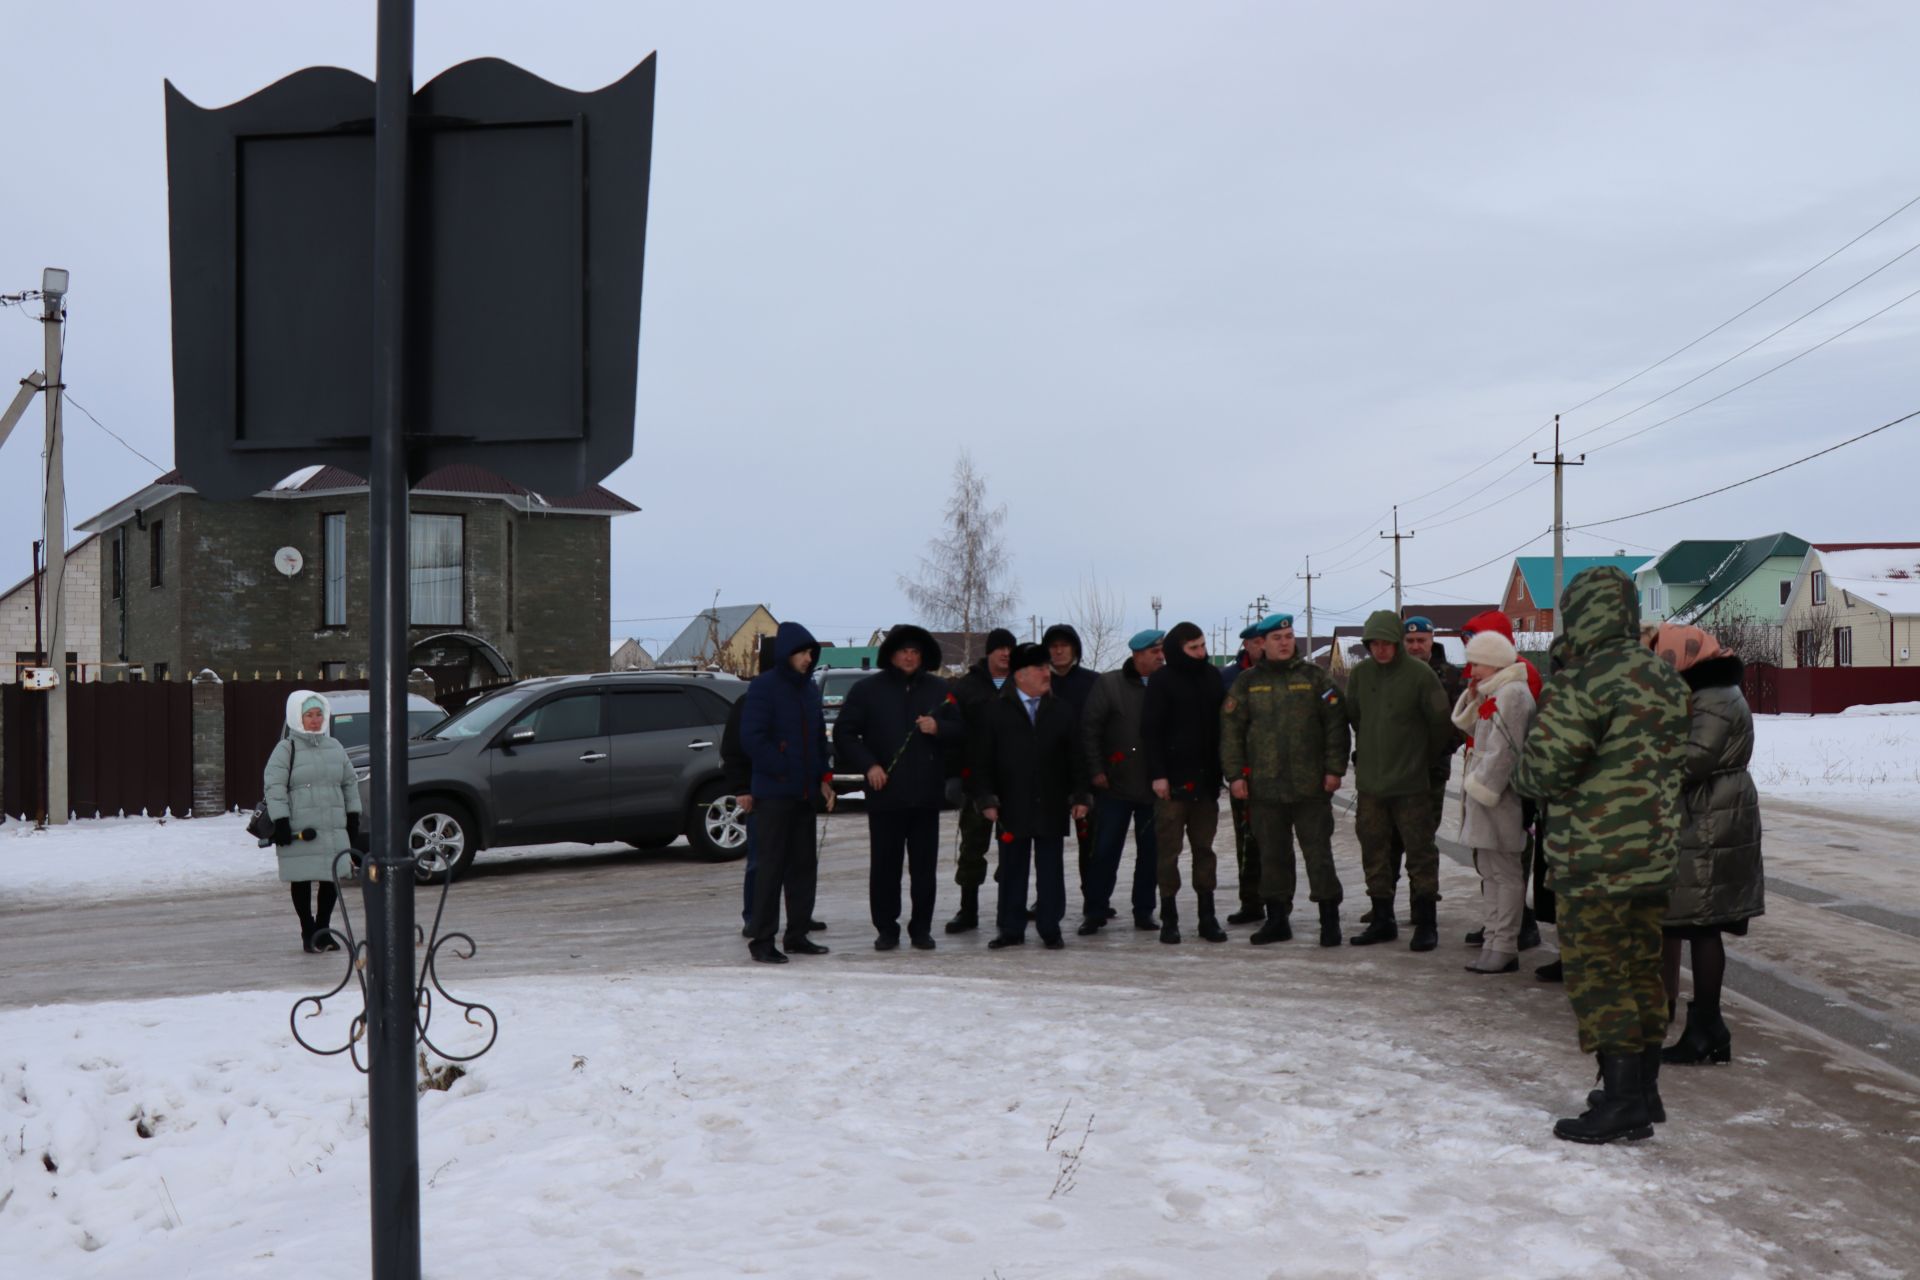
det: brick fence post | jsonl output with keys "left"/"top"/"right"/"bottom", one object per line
{"left": 191, "top": 668, "right": 226, "bottom": 816}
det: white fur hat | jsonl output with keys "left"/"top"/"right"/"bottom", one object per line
{"left": 1464, "top": 630, "right": 1518, "bottom": 670}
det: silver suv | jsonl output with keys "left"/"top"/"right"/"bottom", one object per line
{"left": 346, "top": 671, "right": 747, "bottom": 880}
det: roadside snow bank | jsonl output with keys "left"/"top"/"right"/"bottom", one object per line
{"left": 0, "top": 814, "right": 273, "bottom": 905}
{"left": 2, "top": 973, "right": 1772, "bottom": 1279}
{"left": 1751, "top": 705, "right": 1920, "bottom": 821}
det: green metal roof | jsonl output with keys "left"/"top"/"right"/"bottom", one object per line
{"left": 816, "top": 645, "right": 881, "bottom": 670}
{"left": 1648, "top": 540, "right": 1742, "bottom": 586}
{"left": 1672, "top": 532, "right": 1810, "bottom": 621}
{"left": 1516, "top": 556, "right": 1645, "bottom": 609}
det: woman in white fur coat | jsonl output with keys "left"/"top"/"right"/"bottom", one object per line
{"left": 1450, "top": 630, "right": 1538, "bottom": 973}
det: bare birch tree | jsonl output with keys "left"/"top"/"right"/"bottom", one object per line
{"left": 1064, "top": 571, "right": 1126, "bottom": 671}
{"left": 899, "top": 452, "right": 1018, "bottom": 667}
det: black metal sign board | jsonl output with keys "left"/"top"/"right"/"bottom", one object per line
{"left": 165, "top": 56, "right": 654, "bottom": 500}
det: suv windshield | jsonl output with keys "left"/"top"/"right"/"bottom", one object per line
{"left": 819, "top": 670, "right": 873, "bottom": 700}
{"left": 427, "top": 688, "right": 537, "bottom": 740}
{"left": 330, "top": 710, "right": 444, "bottom": 751}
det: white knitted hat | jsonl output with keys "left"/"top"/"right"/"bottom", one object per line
{"left": 1464, "top": 630, "right": 1518, "bottom": 670}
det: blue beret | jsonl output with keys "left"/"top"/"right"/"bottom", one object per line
{"left": 1128, "top": 628, "right": 1166, "bottom": 652}
{"left": 1237, "top": 623, "right": 1259, "bottom": 640}
{"left": 1403, "top": 615, "right": 1435, "bottom": 634}
{"left": 1253, "top": 612, "right": 1294, "bottom": 636}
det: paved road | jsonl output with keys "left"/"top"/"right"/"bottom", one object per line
{"left": 5, "top": 800, "right": 1920, "bottom": 1274}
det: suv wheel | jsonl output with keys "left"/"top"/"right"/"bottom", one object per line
{"left": 687, "top": 781, "right": 749, "bottom": 862}
{"left": 408, "top": 796, "right": 477, "bottom": 883}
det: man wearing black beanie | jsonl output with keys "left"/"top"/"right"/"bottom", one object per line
{"left": 1140, "top": 621, "right": 1230, "bottom": 943}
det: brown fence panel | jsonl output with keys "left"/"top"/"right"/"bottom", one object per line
{"left": 1743, "top": 663, "right": 1920, "bottom": 715}
{"left": 64, "top": 682, "right": 194, "bottom": 818}
{"left": 223, "top": 680, "right": 364, "bottom": 813}
{"left": 2, "top": 684, "right": 44, "bottom": 819}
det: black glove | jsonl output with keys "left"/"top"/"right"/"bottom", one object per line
{"left": 272, "top": 817, "right": 294, "bottom": 847}
{"left": 347, "top": 812, "right": 361, "bottom": 839}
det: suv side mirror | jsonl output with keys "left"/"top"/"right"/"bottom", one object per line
{"left": 502, "top": 726, "right": 537, "bottom": 749}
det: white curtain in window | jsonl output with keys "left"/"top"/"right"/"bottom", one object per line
{"left": 324, "top": 514, "right": 348, "bottom": 626}
{"left": 410, "top": 514, "right": 463, "bottom": 626}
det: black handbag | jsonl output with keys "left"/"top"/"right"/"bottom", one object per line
{"left": 249, "top": 740, "right": 295, "bottom": 845}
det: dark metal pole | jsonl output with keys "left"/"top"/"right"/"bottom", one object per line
{"left": 366, "top": 1, "right": 419, "bottom": 1276}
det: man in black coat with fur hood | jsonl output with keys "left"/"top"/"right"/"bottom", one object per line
{"left": 1043, "top": 622, "right": 1102, "bottom": 917}
{"left": 834, "top": 624, "right": 965, "bottom": 950}
{"left": 968, "top": 643, "right": 1091, "bottom": 949}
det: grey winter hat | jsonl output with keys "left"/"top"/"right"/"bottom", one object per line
{"left": 300, "top": 695, "right": 327, "bottom": 716}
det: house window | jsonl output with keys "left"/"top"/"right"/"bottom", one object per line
{"left": 1651, "top": 585, "right": 1664, "bottom": 613}
{"left": 1834, "top": 627, "right": 1853, "bottom": 668}
{"left": 409, "top": 513, "right": 463, "bottom": 626}
{"left": 110, "top": 535, "right": 124, "bottom": 600}
{"left": 149, "top": 520, "right": 164, "bottom": 587}
{"left": 323, "top": 513, "right": 348, "bottom": 627}
{"left": 153, "top": 663, "right": 169, "bottom": 682}
{"left": 1779, "top": 580, "right": 1792, "bottom": 605}
{"left": 1811, "top": 570, "right": 1826, "bottom": 605}
{"left": 1795, "top": 630, "right": 1815, "bottom": 667}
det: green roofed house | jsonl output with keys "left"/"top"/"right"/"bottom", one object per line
{"left": 1501, "top": 555, "right": 1645, "bottom": 632}
{"left": 1665, "top": 533, "right": 1811, "bottom": 663}
{"left": 1633, "top": 540, "right": 1742, "bottom": 622}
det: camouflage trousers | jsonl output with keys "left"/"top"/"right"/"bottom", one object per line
{"left": 1386, "top": 777, "right": 1446, "bottom": 873}
{"left": 1355, "top": 790, "right": 1441, "bottom": 903}
{"left": 955, "top": 799, "right": 991, "bottom": 890}
{"left": 1248, "top": 796, "right": 1342, "bottom": 913}
{"left": 1560, "top": 892, "right": 1670, "bottom": 1055}
{"left": 1154, "top": 796, "right": 1219, "bottom": 895}
{"left": 1230, "top": 795, "right": 1261, "bottom": 908}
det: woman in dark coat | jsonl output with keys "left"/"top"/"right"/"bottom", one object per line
{"left": 1651, "top": 624, "right": 1763, "bottom": 1065}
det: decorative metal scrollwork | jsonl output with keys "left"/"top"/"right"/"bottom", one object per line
{"left": 290, "top": 848, "right": 498, "bottom": 1071}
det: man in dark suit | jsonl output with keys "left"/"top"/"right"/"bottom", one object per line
{"left": 968, "top": 643, "right": 1091, "bottom": 950}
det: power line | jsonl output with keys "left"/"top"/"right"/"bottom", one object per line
{"left": 59, "top": 390, "right": 168, "bottom": 474}
{"left": 1560, "top": 188, "right": 1920, "bottom": 416}
{"left": 1566, "top": 236, "right": 1920, "bottom": 446}
{"left": 1571, "top": 407, "right": 1920, "bottom": 529}
{"left": 1404, "top": 527, "right": 1553, "bottom": 589}
{"left": 1582, "top": 280, "right": 1920, "bottom": 455}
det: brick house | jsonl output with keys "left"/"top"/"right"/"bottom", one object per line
{"left": 74, "top": 465, "right": 637, "bottom": 694}
{"left": 1500, "top": 555, "right": 1643, "bottom": 633}
{"left": 0, "top": 534, "right": 101, "bottom": 682}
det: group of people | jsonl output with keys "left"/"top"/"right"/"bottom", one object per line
{"left": 726, "top": 564, "right": 1765, "bottom": 1146}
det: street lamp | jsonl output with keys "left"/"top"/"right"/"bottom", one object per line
{"left": 41, "top": 267, "right": 68, "bottom": 299}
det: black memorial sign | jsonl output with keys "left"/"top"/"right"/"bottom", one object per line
{"left": 165, "top": 56, "right": 654, "bottom": 500}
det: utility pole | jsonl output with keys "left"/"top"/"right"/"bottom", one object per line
{"left": 39, "top": 269, "right": 69, "bottom": 827}
{"left": 1296, "top": 557, "right": 1321, "bottom": 655}
{"left": 1378, "top": 505, "right": 1413, "bottom": 617}
{"left": 1532, "top": 413, "right": 1586, "bottom": 636}
{"left": 1254, "top": 593, "right": 1269, "bottom": 619}
{"left": 1150, "top": 595, "right": 1161, "bottom": 629}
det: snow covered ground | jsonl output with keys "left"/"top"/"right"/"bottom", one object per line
{"left": 1749, "top": 702, "right": 1920, "bottom": 821}
{"left": 4, "top": 972, "right": 1781, "bottom": 1280}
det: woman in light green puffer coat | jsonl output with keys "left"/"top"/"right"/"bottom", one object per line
{"left": 264, "top": 690, "right": 362, "bottom": 953}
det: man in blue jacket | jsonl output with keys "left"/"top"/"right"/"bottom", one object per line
{"left": 834, "top": 624, "right": 964, "bottom": 951}
{"left": 741, "top": 621, "right": 836, "bottom": 964}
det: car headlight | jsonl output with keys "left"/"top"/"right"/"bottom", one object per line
{"left": 355, "top": 767, "right": 372, "bottom": 782}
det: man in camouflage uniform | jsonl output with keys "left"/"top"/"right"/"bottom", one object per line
{"left": 1344, "top": 609, "right": 1453, "bottom": 950}
{"left": 1365, "top": 615, "right": 1465, "bottom": 927}
{"left": 1220, "top": 613, "right": 1351, "bottom": 947}
{"left": 1515, "top": 566, "right": 1688, "bottom": 1145}
{"left": 1223, "top": 623, "right": 1267, "bottom": 924}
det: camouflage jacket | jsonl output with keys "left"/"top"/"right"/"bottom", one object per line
{"left": 1220, "top": 655, "right": 1351, "bottom": 803}
{"left": 1513, "top": 566, "right": 1689, "bottom": 899}
{"left": 1344, "top": 610, "right": 1453, "bottom": 797}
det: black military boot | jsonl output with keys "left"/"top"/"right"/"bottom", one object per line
{"left": 1349, "top": 897, "right": 1398, "bottom": 945}
{"left": 944, "top": 886, "right": 979, "bottom": 934}
{"left": 1463, "top": 926, "right": 1485, "bottom": 947}
{"left": 1556, "top": 1052, "right": 1654, "bottom": 1144}
{"left": 1517, "top": 905, "right": 1541, "bottom": 951}
{"left": 1196, "top": 892, "right": 1227, "bottom": 942}
{"left": 1591, "top": 1045, "right": 1666, "bottom": 1123}
{"left": 1159, "top": 894, "right": 1181, "bottom": 944}
{"left": 1409, "top": 898, "right": 1439, "bottom": 952}
{"left": 1317, "top": 901, "right": 1342, "bottom": 947}
{"left": 1661, "top": 998, "right": 1732, "bottom": 1065}
{"left": 1249, "top": 901, "right": 1292, "bottom": 945}
{"left": 1227, "top": 901, "right": 1264, "bottom": 925}
{"left": 1535, "top": 957, "right": 1564, "bottom": 983}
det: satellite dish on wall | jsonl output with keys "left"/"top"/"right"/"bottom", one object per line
{"left": 275, "top": 546, "right": 305, "bottom": 577}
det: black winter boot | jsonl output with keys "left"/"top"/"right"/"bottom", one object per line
{"left": 1517, "top": 905, "right": 1541, "bottom": 951}
{"left": 944, "top": 886, "right": 979, "bottom": 934}
{"left": 1227, "top": 902, "right": 1264, "bottom": 925}
{"left": 1463, "top": 926, "right": 1485, "bottom": 946}
{"left": 1196, "top": 892, "right": 1227, "bottom": 942}
{"left": 1250, "top": 901, "right": 1292, "bottom": 945}
{"left": 1556, "top": 1052, "right": 1654, "bottom": 1144}
{"left": 1349, "top": 897, "right": 1398, "bottom": 945}
{"left": 1588, "top": 1045, "right": 1666, "bottom": 1123}
{"left": 1409, "top": 898, "right": 1438, "bottom": 952}
{"left": 1318, "top": 901, "right": 1342, "bottom": 947}
{"left": 1535, "top": 957, "right": 1563, "bottom": 983}
{"left": 1159, "top": 894, "right": 1181, "bottom": 944}
{"left": 1661, "top": 998, "right": 1732, "bottom": 1065}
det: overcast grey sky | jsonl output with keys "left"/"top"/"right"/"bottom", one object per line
{"left": 4, "top": 1, "right": 1918, "bottom": 655}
